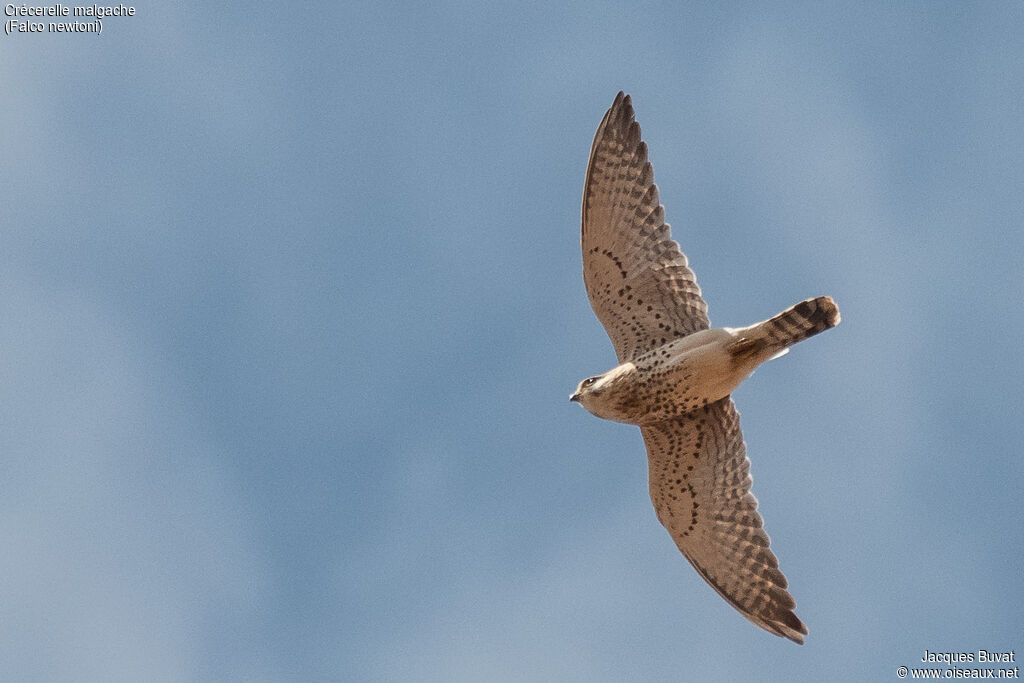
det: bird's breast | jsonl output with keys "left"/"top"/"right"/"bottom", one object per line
{"left": 628, "top": 330, "right": 754, "bottom": 423}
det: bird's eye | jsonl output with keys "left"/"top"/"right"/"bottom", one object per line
{"left": 583, "top": 377, "right": 596, "bottom": 387}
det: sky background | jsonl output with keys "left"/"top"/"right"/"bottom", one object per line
{"left": 2, "top": 2, "right": 1022, "bottom": 681}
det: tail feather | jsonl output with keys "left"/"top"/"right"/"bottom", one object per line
{"left": 760, "top": 296, "right": 840, "bottom": 351}
{"left": 727, "top": 296, "right": 839, "bottom": 366}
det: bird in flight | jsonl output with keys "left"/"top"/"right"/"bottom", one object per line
{"left": 571, "top": 92, "right": 840, "bottom": 644}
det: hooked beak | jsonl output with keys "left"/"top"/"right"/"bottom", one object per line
{"left": 569, "top": 392, "right": 580, "bottom": 402}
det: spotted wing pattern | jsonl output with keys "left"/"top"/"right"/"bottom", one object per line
{"left": 641, "top": 397, "right": 808, "bottom": 644}
{"left": 582, "top": 92, "right": 710, "bottom": 363}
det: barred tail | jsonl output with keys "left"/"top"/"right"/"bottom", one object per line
{"left": 760, "top": 296, "right": 840, "bottom": 350}
{"left": 727, "top": 296, "right": 840, "bottom": 366}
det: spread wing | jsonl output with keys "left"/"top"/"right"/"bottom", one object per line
{"left": 582, "top": 92, "right": 710, "bottom": 363}
{"left": 640, "top": 398, "right": 808, "bottom": 644}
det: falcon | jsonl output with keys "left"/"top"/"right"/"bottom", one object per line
{"left": 571, "top": 92, "right": 840, "bottom": 644}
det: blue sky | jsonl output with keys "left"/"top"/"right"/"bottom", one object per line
{"left": 2, "top": 2, "right": 1022, "bottom": 681}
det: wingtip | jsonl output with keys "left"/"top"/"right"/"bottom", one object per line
{"left": 753, "top": 610, "right": 806, "bottom": 644}
{"left": 609, "top": 91, "right": 634, "bottom": 121}
{"left": 746, "top": 605, "right": 808, "bottom": 645}
{"left": 780, "top": 613, "right": 808, "bottom": 645}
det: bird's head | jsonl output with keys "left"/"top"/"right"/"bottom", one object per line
{"left": 570, "top": 364, "right": 636, "bottom": 422}
{"left": 569, "top": 374, "right": 604, "bottom": 404}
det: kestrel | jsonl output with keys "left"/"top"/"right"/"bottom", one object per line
{"left": 571, "top": 92, "right": 840, "bottom": 644}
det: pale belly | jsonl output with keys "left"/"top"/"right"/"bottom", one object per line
{"left": 612, "top": 329, "right": 758, "bottom": 424}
